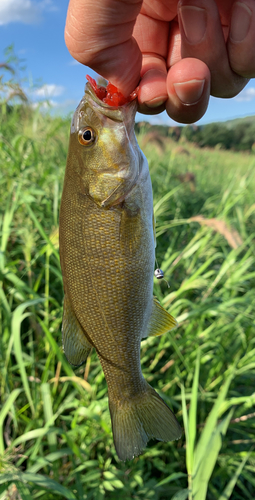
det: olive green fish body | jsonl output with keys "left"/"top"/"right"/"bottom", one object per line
{"left": 59, "top": 83, "right": 181, "bottom": 460}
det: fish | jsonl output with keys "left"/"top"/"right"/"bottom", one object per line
{"left": 59, "top": 76, "right": 182, "bottom": 461}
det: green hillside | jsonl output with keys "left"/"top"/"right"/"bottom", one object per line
{"left": 223, "top": 115, "right": 255, "bottom": 128}
{"left": 135, "top": 114, "right": 255, "bottom": 152}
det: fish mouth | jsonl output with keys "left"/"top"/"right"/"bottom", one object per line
{"left": 71, "top": 83, "right": 137, "bottom": 134}
{"left": 85, "top": 83, "right": 137, "bottom": 121}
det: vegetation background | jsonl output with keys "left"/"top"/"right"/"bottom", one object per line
{"left": 0, "top": 58, "right": 255, "bottom": 499}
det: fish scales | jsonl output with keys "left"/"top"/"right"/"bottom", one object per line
{"left": 59, "top": 81, "right": 182, "bottom": 460}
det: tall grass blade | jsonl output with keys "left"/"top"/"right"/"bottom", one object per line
{"left": 15, "top": 483, "right": 34, "bottom": 500}
{"left": 188, "top": 350, "right": 200, "bottom": 471}
{"left": 193, "top": 368, "right": 235, "bottom": 474}
{"left": 12, "top": 298, "right": 45, "bottom": 416}
{"left": 192, "top": 409, "right": 234, "bottom": 500}
{"left": 154, "top": 186, "right": 181, "bottom": 216}
{"left": 41, "top": 383, "right": 57, "bottom": 452}
{"left": 0, "top": 388, "right": 22, "bottom": 454}
{"left": 25, "top": 204, "right": 60, "bottom": 261}
{"left": 11, "top": 427, "right": 61, "bottom": 448}
{"left": 0, "top": 472, "right": 77, "bottom": 499}
{"left": 156, "top": 472, "right": 187, "bottom": 488}
{"left": 27, "top": 448, "right": 73, "bottom": 474}
{"left": 0, "top": 188, "right": 20, "bottom": 270}
{"left": 218, "top": 449, "right": 252, "bottom": 500}
{"left": 171, "top": 489, "right": 189, "bottom": 500}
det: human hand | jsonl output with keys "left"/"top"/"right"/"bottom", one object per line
{"left": 65, "top": 0, "right": 255, "bottom": 123}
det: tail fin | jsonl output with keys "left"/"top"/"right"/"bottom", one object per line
{"left": 109, "top": 382, "right": 182, "bottom": 461}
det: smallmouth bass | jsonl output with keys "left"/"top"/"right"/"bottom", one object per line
{"left": 59, "top": 78, "right": 182, "bottom": 460}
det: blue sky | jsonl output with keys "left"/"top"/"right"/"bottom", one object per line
{"left": 1, "top": 0, "right": 255, "bottom": 126}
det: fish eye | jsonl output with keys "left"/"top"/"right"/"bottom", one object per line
{"left": 78, "top": 127, "right": 96, "bottom": 146}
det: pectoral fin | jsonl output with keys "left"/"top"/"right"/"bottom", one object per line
{"left": 62, "top": 295, "right": 93, "bottom": 366}
{"left": 143, "top": 297, "right": 178, "bottom": 338}
{"left": 120, "top": 203, "right": 142, "bottom": 254}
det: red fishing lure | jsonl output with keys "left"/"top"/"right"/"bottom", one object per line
{"left": 86, "top": 75, "right": 138, "bottom": 107}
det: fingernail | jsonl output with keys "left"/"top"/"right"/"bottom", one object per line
{"left": 230, "top": 2, "right": 252, "bottom": 42}
{"left": 174, "top": 79, "right": 205, "bottom": 105}
{"left": 145, "top": 98, "right": 166, "bottom": 108}
{"left": 179, "top": 6, "right": 206, "bottom": 44}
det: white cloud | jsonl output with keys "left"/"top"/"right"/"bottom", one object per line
{"left": 33, "top": 84, "right": 65, "bottom": 98}
{"left": 31, "top": 99, "right": 57, "bottom": 109}
{"left": 31, "top": 98, "right": 78, "bottom": 116}
{"left": 0, "top": 0, "right": 57, "bottom": 25}
{"left": 40, "top": 0, "right": 58, "bottom": 12}
{"left": 234, "top": 87, "right": 255, "bottom": 102}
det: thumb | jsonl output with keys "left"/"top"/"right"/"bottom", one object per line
{"left": 65, "top": 0, "right": 142, "bottom": 95}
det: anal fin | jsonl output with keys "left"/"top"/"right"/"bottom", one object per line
{"left": 62, "top": 295, "right": 93, "bottom": 366}
{"left": 143, "top": 297, "right": 178, "bottom": 338}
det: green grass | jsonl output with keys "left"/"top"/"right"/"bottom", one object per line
{"left": 0, "top": 104, "right": 255, "bottom": 500}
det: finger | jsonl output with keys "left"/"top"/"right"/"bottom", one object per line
{"left": 137, "top": 58, "right": 168, "bottom": 115}
{"left": 165, "top": 58, "right": 210, "bottom": 123}
{"left": 167, "top": 19, "right": 182, "bottom": 67}
{"left": 228, "top": 0, "right": 255, "bottom": 78}
{"left": 178, "top": 0, "right": 248, "bottom": 98}
{"left": 133, "top": 11, "right": 170, "bottom": 112}
{"left": 65, "top": 0, "right": 142, "bottom": 96}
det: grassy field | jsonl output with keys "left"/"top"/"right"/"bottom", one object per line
{"left": 0, "top": 104, "right": 255, "bottom": 500}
